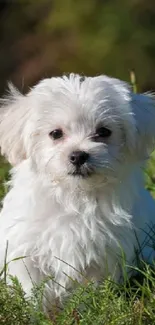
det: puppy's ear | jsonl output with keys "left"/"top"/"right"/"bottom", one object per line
{"left": 0, "top": 84, "right": 30, "bottom": 165}
{"left": 107, "top": 77, "right": 155, "bottom": 159}
{"left": 131, "top": 93, "right": 155, "bottom": 158}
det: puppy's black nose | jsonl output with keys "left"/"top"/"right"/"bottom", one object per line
{"left": 70, "top": 151, "right": 89, "bottom": 166}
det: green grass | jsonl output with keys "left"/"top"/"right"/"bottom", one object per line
{"left": 1, "top": 264, "right": 155, "bottom": 325}
{"left": 0, "top": 156, "right": 10, "bottom": 202}
{"left": 0, "top": 156, "right": 155, "bottom": 325}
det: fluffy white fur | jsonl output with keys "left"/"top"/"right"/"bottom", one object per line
{"left": 0, "top": 74, "right": 155, "bottom": 311}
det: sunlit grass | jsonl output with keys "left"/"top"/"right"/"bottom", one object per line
{"left": 1, "top": 263, "right": 155, "bottom": 324}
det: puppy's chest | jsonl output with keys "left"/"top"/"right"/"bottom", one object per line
{"left": 34, "top": 196, "right": 110, "bottom": 264}
{"left": 29, "top": 196, "right": 116, "bottom": 287}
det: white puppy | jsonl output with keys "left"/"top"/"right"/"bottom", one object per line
{"left": 0, "top": 74, "right": 155, "bottom": 307}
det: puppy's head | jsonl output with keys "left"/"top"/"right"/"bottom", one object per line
{"left": 0, "top": 74, "right": 155, "bottom": 187}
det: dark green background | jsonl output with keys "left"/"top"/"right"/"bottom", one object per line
{"left": 0, "top": 0, "right": 155, "bottom": 95}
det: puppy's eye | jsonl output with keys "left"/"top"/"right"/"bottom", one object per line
{"left": 94, "top": 127, "right": 112, "bottom": 142}
{"left": 49, "top": 129, "right": 63, "bottom": 140}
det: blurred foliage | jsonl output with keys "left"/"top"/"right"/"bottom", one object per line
{"left": 0, "top": 157, "right": 10, "bottom": 202}
{"left": 0, "top": 0, "right": 155, "bottom": 95}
